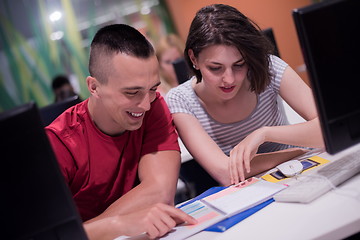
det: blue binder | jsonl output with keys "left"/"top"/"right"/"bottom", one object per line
{"left": 178, "top": 186, "right": 274, "bottom": 232}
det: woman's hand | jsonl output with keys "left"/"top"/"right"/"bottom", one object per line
{"left": 229, "top": 127, "right": 267, "bottom": 184}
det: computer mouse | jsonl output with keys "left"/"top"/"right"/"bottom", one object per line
{"left": 276, "top": 160, "right": 304, "bottom": 177}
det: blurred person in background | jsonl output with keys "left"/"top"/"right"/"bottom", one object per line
{"left": 155, "top": 33, "right": 185, "bottom": 95}
{"left": 51, "top": 74, "right": 78, "bottom": 102}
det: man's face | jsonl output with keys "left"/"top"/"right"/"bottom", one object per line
{"left": 95, "top": 53, "right": 160, "bottom": 135}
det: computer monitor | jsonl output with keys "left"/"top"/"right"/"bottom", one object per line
{"left": 262, "top": 28, "right": 281, "bottom": 58}
{"left": 293, "top": 0, "right": 360, "bottom": 154}
{"left": 0, "top": 102, "right": 88, "bottom": 239}
{"left": 40, "top": 95, "right": 82, "bottom": 126}
{"left": 172, "top": 57, "right": 192, "bottom": 84}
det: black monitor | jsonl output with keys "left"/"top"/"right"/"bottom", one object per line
{"left": 172, "top": 57, "right": 192, "bottom": 84}
{"left": 293, "top": 0, "right": 360, "bottom": 154}
{"left": 262, "top": 28, "right": 281, "bottom": 58}
{"left": 0, "top": 102, "right": 88, "bottom": 240}
{"left": 40, "top": 95, "right": 82, "bottom": 126}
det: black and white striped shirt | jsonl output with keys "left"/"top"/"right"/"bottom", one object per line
{"left": 166, "top": 55, "right": 292, "bottom": 156}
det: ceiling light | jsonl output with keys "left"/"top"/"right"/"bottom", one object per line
{"left": 49, "top": 11, "right": 62, "bottom": 22}
{"left": 50, "top": 31, "right": 64, "bottom": 40}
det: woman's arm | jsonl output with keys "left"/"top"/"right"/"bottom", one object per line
{"left": 271, "top": 65, "right": 324, "bottom": 147}
{"left": 173, "top": 113, "right": 230, "bottom": 185}
{"left": 173, "top": 113, "right": 308, "bottom": 186}
{"left": 229, "top": 66, "right": 325, "bottom": 183}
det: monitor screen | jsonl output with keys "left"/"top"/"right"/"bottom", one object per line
{"left": 40, "top": 95, "right": 82, "bottom": 126}
{"left": 172, "top": 57, "right": 192, "bottom": 84}
{"left": 293, "top": 0, "right": 360, "bottom": 154}
{"left": 0, "top": 102, "right": 88, "bottom": 240}
{"left": 262, "top": 28, "right": 281, "bottom": 58}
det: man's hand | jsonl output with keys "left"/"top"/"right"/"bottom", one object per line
{"left": 118, "top": 203, "right": 197, "bottom": 238}
{"left": 84, "top": 203, "right": 197, "bottom": 240}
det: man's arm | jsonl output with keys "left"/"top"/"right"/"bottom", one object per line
{"left": 83, "top": 203, "right": 196, "bottom": 240}
{"left": 87, "top": 150, "right": 181, "bottom": 222}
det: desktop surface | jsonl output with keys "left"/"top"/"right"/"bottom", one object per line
{"left": 188, "top": 145, "right": 360, "bottom": 240}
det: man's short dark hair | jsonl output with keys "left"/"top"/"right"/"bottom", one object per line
{"left": 89, "top": 24, "right": 155, "bottom": 84}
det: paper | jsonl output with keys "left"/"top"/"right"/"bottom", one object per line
{"left": 204, "top": 198, "right": 274, "bottom": 232}
{"left": 160, "top": 200, "right": 226, "bottom": 239}
{"left": 201, "top": 178, "right": 286, "bottom": 216}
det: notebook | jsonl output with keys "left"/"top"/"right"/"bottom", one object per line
{"left": 160, "top": 177, "right": 286, "bottom": 239}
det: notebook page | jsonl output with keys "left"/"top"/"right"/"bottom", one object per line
{"left": 202, "top": 178, "right": 286, "bottom": 216}
{"left": 160, "top": 200, "right": 226, "bottom": 239}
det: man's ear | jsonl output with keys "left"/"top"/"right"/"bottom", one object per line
{"left": 86, "top": 76, "right": 100, "bottom": 98}
{"left": 188, "top": 49, "right": 199, "bottom": 70}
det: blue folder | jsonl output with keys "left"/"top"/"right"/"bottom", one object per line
{"left": 178, "top": 186, "right": 274, "bottom": 232}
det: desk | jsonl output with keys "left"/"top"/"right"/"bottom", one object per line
{"left": 188, "top": 145, "right": 360, "bottom": 240}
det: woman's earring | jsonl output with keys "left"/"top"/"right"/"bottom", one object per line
{"left": 193, "top": 64, "right": 197, "bottom": 69}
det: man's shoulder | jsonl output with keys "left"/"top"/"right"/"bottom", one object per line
{"left": 45, "top": 100, "right": 88, "bottom": 138}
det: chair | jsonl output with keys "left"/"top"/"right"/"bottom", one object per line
{"left": 40, "top": 95, "right": 82, "bottom": 126}
{"left": 176, "top": 140, "right": 220, "bottom": 204}
{"left": 179, "top": 160, "right": 220, "bottom": 197}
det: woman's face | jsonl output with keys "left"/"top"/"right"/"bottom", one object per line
{"left": 191, "top": 44, "right": 249, "bottom": 101}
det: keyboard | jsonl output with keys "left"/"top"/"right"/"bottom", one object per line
{"left": 274, "top": 148, "right": 360, "bottom": 203}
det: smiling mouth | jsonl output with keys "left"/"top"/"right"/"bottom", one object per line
{"left": 127, "top": 111, "right": 144, "bottom": 118}
{"left": 220, "top": 86, "right": 235, "bottom": 92}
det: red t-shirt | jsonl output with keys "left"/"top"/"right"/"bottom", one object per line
{"left": 45, "top": 93, "right": 180, "bottom": 221}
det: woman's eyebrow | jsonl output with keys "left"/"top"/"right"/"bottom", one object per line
{"left": 208, "top": 58, "right": 245, "bottom": 65}
{"left": 235, "top": 58, "right": 245, "bottom": 63}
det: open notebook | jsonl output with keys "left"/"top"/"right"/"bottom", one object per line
{"left": 160, "top": 177, "right": 287, "bottom": 240}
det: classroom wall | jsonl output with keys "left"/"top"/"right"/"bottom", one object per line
{"left": 164, "top": 0, "right": 312, "bottom": 84}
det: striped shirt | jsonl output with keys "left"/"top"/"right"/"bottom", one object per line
{"left": 165, "top": 55, "right": 292, "bottom": 156}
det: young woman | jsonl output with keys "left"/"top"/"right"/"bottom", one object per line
{"left": 166, "top": 4, "right": 324, "bottom": 186}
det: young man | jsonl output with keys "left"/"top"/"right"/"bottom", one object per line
{"left": 45, "top": 24, "right": 195, "bottom": 239}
